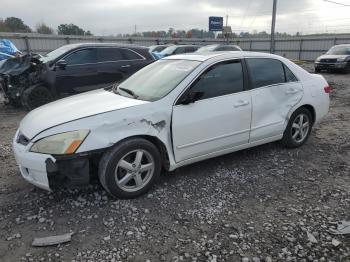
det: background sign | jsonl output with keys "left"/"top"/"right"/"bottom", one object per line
{"left": 209, "top": 16, "right": 223, "bottom": 31}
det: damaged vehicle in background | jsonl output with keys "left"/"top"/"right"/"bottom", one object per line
{"left": 0, "top": 43, "right": 155, "bottom": 110}
{"left": 314, "top": 44, "right": 350, "bottom": 73}
{"left": 13, "top": 52, "right": 330, "bottom": 198}
{"left": 0, "top": 53, "right": 42, "bottom": 106}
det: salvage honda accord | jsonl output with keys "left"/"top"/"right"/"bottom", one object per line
{"left": 13, "top": 52, "right": 330, "bottom": 198}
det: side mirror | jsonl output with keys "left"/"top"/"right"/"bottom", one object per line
{"left": 56, "top": 60, "right": 67, "bottom": 69}
{"left": 180, "top": 91, "right": 204, "bottom": 105}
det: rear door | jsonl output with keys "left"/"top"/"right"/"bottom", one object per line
{"left": 120, "top": 48, "right": 148, "bottom": 75}
{"left": 55, "top": 48, "right": 98, "bottom": 95}
{"left": 97, "top": 47, "right": 124, "bottom": 85}
{"left": 246, "top": 58, "right": 303, "bottom": 142}
{"left": 172, "top": 59, "right": 252, "bottom": 162}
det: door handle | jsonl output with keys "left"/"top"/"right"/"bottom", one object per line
{"left": 286, "top": 88, "right": 299, "bottom": 94}
{"left": 234, "top": 100, "right": 249, "bottom": 108}
{"left": 121, "top": 65, "right": 131, "bottom": 68}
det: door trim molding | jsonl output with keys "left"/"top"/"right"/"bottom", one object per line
{"left": 250, "top": 120, "right": 284, "bottom": 131}
{"left": 177, "top": 128, "right": 250, "bottom": 149}
{"left": 170, "top": 134, "right": 283, "bottom": 169}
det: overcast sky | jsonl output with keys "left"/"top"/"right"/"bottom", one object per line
{"left": 1, "top": 0, "right": 350, "bottom": 35}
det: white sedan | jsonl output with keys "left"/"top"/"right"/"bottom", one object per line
{"left": 13, "top": 52, "right": 330, "bottom": 198}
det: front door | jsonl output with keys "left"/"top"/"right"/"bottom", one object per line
{"left": 246, "top": 58, "right": 304, "bottom": 142}
{"left": 172, "top": 59, "right": 252, "bottom": 162}
{"left": 55, "top": 48, "right": 99, "bottom": 95}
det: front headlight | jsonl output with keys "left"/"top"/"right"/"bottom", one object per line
{"left": 315, "top": 57, "right": 321, "bottom": 62}
{"left": 337, "top": 57, "right": 346, "bottom": 62}
{"left": 30, "top": 130, "right": 90, "bottom": 155}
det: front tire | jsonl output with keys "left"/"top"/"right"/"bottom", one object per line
{"left": 22, "top": 85, "right": 53, "bottom": 111}
{"left": 342, "top": 63, "right": 350, "bottom": 74}
{"left": 281, "top": 108, "right": 313, "bottom": 148}
{"left": 98, "top": 138, "right": 161, "bottom": 199}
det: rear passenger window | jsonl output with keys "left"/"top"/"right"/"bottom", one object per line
{"left": 175, "top": 47, "right": 185, "bottom": 54}
{"left": 189, "top": 60, "right": 244, "bottom": 100}
{"left": 122, "top": 49, "right": 143, "bottom": 60}
{"left": 186, "top": 47, "right": 197, "bottom": 52}
{"left": 98, "top": 48, "right": 123, "bottom": 62}
{"left": 219, "top": 46, "right": 237, "bottom": 51}
{"left": 246, "top": 58, "right": 285, "bottom": 88}
{"left": 284, "top": 64, "right": 298, "bottom": 82}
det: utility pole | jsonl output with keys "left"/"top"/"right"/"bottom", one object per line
{"left": 134, "top": 24, "right": 137, "bottom": 35}
{"left": 270, "top": 0, "right": 277, "bottom": 53}
{"left": 225, "top": 14, "right": 229, "bottom": 43}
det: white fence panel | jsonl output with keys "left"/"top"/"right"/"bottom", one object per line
{"left": 1, "top": 32, "right": 350, "bottom": 61}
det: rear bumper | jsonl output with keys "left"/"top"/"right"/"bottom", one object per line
{"left": 315, "top": 62, "right": 347, "bottom": 69}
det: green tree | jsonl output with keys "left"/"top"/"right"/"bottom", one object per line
{"left": 57, "top": 23, "right": 91, "bottom": 36}
{"left": 36, "top": 22, "right": 54, "bottom": 34}
{"left": 4, "top": 17, "right": 32, "bottom": 32}
{"left": 0, "top": 19, "right": 7, "bottom": 32}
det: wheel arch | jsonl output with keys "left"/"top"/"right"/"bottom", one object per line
{"left": 298, "top": 104, "right": 316, "bottom": 124}
{"left": 110, "top": 135, "right": 170, "bottom": 171}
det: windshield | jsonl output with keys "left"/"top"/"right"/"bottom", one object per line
{"left": 159, "top": 45, "right": 178, "bottom": 56}
{"left": 196, "top": 45, "right": 217, "bottom": 52}
{"left": 40, "top": 45, "right": 73, "bottom": 63}
{"left": 326, "top": 46, "right": 350, "bottom": 55}
{"left": 115, "top": 59, "right": 200, "bottom": 101}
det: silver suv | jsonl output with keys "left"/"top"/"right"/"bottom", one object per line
{"left": 315, "top": 44, "right": 350, "bottom": 73}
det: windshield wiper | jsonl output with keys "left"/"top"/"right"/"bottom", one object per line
{"left": 118, "top": 87, "right": 138, "bottom": 99}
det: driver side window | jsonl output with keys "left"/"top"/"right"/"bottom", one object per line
{"left": 189, "top": 60, "right": 244, "bottom": 100}
{"left": 65, "top": 48, "right": 97, "bottom": 65}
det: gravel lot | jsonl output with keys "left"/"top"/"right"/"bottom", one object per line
{"left": 0, "top": 64, "right": 349, "bottom": 262}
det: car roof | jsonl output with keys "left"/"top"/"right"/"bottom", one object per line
{"left": 62, "top": 42, "right": 149, "bottom": 50}
{"left": 173, "top": 45, "right": 198, "bottom": 47}
{"left": 332, "top": 44, "right": 350, "bottom": 48}
{"left": 163, "top": 51, "right": 281, "bottom": 62}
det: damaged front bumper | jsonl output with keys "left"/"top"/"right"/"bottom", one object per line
{"left": 13, "top": 130, "right": 100, "bottom": 191}
{"left": 13, "top": 133, "right": 53, "bottom": 190}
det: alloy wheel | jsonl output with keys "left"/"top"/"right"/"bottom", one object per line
{"left": 115, "top": 149, "right": 155, "bottom": 192}
{"left": 291, "top": 113, "right": 310, "bottom": 143}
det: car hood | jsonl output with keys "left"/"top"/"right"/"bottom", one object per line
{"left": 20, "top": 89, "right": 149, "bottom": 139}
{"left": 318, "top": 54, "right": 349, "bottom": 60}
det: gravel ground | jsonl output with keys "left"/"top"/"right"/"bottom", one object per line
{"left": 0, "top": 64, "right": 349, "bottom": 262}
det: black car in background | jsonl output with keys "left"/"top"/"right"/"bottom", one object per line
{"left": 314, "top": 44, "right": 350, "bottom": 73}
{"left": 0, "top": 43, "right": 155, "bottom": 110}
{"left": 195, "top": 44, "right": 242, "bottom": 53}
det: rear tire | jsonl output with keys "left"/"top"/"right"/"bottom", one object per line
{"left": 98, "top": 138, "right": 161, "bottom": 199}
{"left": 281, "top": 108, "right": 313, "bottom": 148}
{"left": 22, "top": 84, "right": 53, "bottom": 111}
{"left": 314, "top": 68, "right": 321, "bottom": 73}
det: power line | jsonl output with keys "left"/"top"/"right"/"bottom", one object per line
{"left": 247, "top": 0, "right": 268, "bottom": 29}
{"left": 240, "top": 0, "right": 253, "bottom": 29}
{"left": 323, "top": 0, "right": 350, "bottom": 6}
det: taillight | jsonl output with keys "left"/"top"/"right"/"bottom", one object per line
{"left": 324, "top": 86, "right": 331, "bottom": 93}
